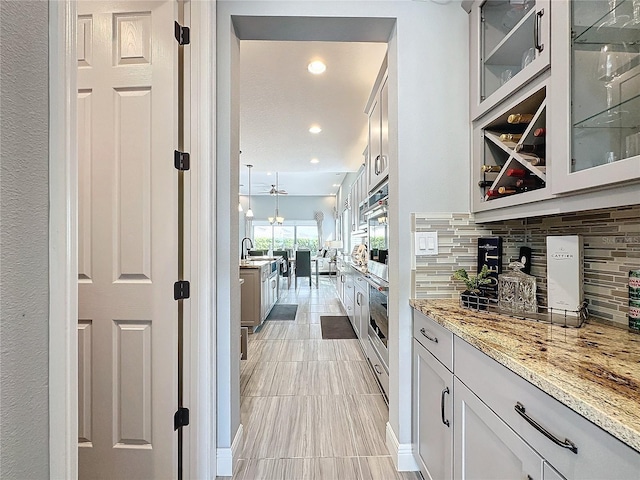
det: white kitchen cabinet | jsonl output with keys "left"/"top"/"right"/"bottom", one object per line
{"left": 550, "top": 0, "right": 640, "bottom": 195}
{"left": 454, "top": 336, "right": 640, "bottom": 480}
{"left": 466, "top": 0, "right": 640, "bottom": 222}
{"left": 544, "top": 463, "right": 567, "bottom": 480}
{"left": 354, "top": 274, "right": 369, "bottom": 352}
{"left": 413, "top": 337, "right": 454, "bottom": 480}
{"left": 468, "top": 0, "right": 550, "bottom": 121}
{"left": 366, "top": 56, "right": 389, "bottom": 193}
{"left": 454, "top": 378, "right": 544, "bottom": 480}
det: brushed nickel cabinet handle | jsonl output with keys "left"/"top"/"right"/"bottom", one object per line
{"left": 373, "top": 364, "right": 383, "bottom": 375}
{"left": 515, "top": 402, "right": 577, "bottom": 454}
{"left": 534, "top": 9, "right": 545, "bottom": 53}
{"left": 420, "top": 327, "right": 438, "bottom": 343}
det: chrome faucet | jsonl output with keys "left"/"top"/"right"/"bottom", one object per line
{"left": 241, "top": 237, "right": 253, "bottom": 260}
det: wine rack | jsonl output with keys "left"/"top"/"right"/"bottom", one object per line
{"left": 477, "top": 85, "right": 547, "bottom": 203}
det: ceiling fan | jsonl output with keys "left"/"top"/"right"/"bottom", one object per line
{"left": 258, "top": 173, "right": 288, "bottom": 195}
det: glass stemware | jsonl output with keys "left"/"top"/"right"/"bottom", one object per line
{"left": 623, "top": 0, "right": 640, "bottom": 27}
{"left": 597, "top": 0, "right": 630, "bottom": 30}
{"left": 597, "top": 43, "right": 630, "bottom": 122}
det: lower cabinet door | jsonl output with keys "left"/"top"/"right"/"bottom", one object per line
{"left": 543, "top": 463, "right": 567, "bottom": 480}
{"left": 454, "top": 377, "right": 544, "bottom": 480}
{"left": 413, "top": 339, "right": 453, "bottom": 480}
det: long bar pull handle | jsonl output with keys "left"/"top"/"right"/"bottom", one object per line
{"left": 515, "top": 402, "right": 577, "bottom": 454}
{"left": 534, "top": 9, "right": 544, "bottom": 53}
{"left": 441, "top": 387, "right": 450, "bottom": 427}
{"left": 419, "top": 327, "right": 438, "bottom": 343}
{"left": 374, "top": 155, "right": 381, "bottom": 175}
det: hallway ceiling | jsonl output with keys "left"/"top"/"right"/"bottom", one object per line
{"left": 239, "top": 40, "right": 387, "bottom": 196}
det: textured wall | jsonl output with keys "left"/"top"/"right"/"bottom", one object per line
{"left": 0, "top": 1, "right": 50, "bottom": 477}
{"left": 412, "top": 206, "right": 640, "bottom": 328}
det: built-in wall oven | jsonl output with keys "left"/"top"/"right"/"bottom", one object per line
{"left": 363, "top": 182, "right": 388, "bottom": 265}
{"left": 363, "top": 261, "right": 389, "bottom": 398}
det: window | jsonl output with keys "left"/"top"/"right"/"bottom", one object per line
{"left": 252, "top": 222, "right": 319, "bottom": 251}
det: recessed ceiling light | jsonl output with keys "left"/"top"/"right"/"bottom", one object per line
{"left": 266, "top": 172, "right": 272, "bottom": 176}
{"left": 309, "top": 125, "right": 322, "bottom": 134}
{"left": 332, "top": 184, "right": 340, "bottom": 187}
{"left": 307, "top": 61, "right": 326, "bottom": 75}
{"left": 310, "top": 158, "right": 319, "bottom": 164}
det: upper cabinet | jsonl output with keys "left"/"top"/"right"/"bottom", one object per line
{"left": 550, "top": 0, "right": 640, "bottom": 194}
{"left": 366, "top": 56, "right": 390, "bottom": 193}
{"left": 469, "top": 0, "right": 551, "bottom": 120}
{"left": 465, "top": 0, "right": 640, "bottom": 221}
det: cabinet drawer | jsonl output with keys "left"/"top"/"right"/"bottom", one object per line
{"left": 369, "top": 340, "right": 389, "bottom": 399}
{"left": 455, "top": 337, "right": 640, "bottom": 479}
{"left": 413, "top": 310, "right": 453, "bottom": 371}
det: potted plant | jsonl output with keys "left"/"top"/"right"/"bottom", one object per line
{"left": 453, "top": 265, "right": 492, "bottom": 309}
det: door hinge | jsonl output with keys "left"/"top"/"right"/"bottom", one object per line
{"left": 174, "top": 407, "right": 190, "bottom": 430}
{"left": 174, "top": 280, "right": 190, "bottom": 300}
{"left": 174, "top": 21, "right": 190, "bottom": 45}
{"left": 174, "top": 150, "right": 190, "bottom": 171}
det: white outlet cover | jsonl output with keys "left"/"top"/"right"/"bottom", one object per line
{"left": 415, "top": 231, "right": 438, "bottom": 256}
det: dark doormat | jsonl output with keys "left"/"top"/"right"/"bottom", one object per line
{"left": 320, "top": 316, "right": 357, "bottom": 339}
{"left": 266, "top": 304, "right": 298, "bottom": 321}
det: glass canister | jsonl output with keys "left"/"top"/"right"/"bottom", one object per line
{"left": 498, "top": 261, "right": 537, "bottom": 314}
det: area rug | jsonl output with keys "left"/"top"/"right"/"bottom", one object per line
{"left": 266, "top": 304, "right": 298, "bottom": 321}
{"left": 320, "top": 315, "right": 357, "bottom": 339}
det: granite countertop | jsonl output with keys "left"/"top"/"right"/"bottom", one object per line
{"left": 410, "top": 298, "right": 640, "bottom": 453}
{"left": 239, "top": 256, "right": 282, "bottom": 269}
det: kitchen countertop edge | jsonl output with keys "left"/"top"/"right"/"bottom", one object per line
{"left": 410, "top": 298, "right": 640, "bottom": 454}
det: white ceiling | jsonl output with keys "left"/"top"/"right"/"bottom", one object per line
{"left": 239, "top": 40, "right": 387, "bottom": 196}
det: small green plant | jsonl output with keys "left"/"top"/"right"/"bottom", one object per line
{"left": 453, "top": 265, "right": 492, "bottom": 293}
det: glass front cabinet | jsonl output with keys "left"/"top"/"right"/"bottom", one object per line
{"left": 466, "top": 0, "right": 640, "bottom": 220}
{"left": 550, "top": 0, "right": 640, "bottom": 194}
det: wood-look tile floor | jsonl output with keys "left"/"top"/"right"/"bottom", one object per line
{"left": 219, "top": 277, "right": 421, "bottom": 480}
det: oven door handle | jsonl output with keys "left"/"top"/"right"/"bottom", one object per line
{"left": 362, "top": 274, "right": 388, "bottom": 292}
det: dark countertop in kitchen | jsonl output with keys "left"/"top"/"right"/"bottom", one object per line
{"left": 410, "top": 298, "right": 640, "bottom": 453}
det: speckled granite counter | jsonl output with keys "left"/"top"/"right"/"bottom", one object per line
{"left": 410, "top": 298, "right": 640, "bottom": 453}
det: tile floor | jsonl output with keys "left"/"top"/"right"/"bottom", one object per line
{"left": 219, "top": 276, "right": 421, "bottom": 480}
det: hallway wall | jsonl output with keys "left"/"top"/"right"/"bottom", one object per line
{"left": 0, "top": 1, "right": 50, "bottom": 477}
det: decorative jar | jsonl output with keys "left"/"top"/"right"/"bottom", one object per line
{"left": 498, "top": 261, "right": 537, "bottom": 315}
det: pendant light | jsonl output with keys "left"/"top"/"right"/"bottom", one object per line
{"left": 268, "top": 172, "right": 284, "bottom": 225}
{"left": 246, "top": 164, "right": 254, "bottom": 218}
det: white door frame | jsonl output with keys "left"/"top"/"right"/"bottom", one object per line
{"left": 48, "top": 1, "right": 216, "bottom": 478}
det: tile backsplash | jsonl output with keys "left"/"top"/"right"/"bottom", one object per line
{"left": 412, "top": 206, "right": 640, "bottom": 327}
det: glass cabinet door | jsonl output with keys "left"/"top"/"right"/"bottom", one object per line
{"left": 471, "top": 0, "right": 550, "bottom": 119}
{"left": 572, "top": 0, "right": 640, "bottom": 171}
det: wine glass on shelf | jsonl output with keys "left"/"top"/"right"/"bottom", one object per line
{"left": 623, "top": 0, "right": 640, "bottom": 27}
{"left": 597, "top": 43, "right": 630, "bottom": 122}
{"left": 597, "top": 0, "right": 629, "bottom": 30}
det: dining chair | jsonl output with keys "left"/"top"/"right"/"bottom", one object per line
{"left": 295, "top": 250, "right": 312, "bottom": 288}
{"left": 273, "top": 250, "right": 290, "bottom": 288}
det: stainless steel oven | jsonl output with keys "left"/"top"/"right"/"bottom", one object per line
{"left": 363, "top": 261, "right": 389, "bottom": 397}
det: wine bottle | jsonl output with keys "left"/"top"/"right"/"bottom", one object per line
{"left": 500, "top": 133, "right": 523, "bottom": 142}
{"left": 529, "top": 157, "right": 546, "bottom": 166}
{"left": 507, "top": 113, "right": 534, "bottom": 124}
{"left": 481, "top": 165, "right": 502, "bottom": 173}
{"left": 506, "top": 168, "right": 527, "bottom": 178}
{"left": 478, "top": 180, "right": 493, "bottom": 188}
{"left": 515, "top": 143, "right": 544, "bottom": 154}
{"left": 486, "top": 189, "right": 501, "bottom": 198}
{"left": 534, "top": 127, "right": 546, "bottom": 137}
{"left": 497, "top": 187, "right": 519, "bottom": 195}
{"left": 515, "top": 178, "right": 539, "bottom": 188}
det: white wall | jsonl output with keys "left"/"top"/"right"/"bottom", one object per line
{"left": 0, "top": 1, "right": 50, "bottom": 477}
{"left": 217, "top": 1, "right": 470, "bottom": 470}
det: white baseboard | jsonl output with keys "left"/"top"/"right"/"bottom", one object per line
{"left": 216, "top": 424, "right": 244, "bottom": 477}
{"left": 386, "top": 422, "right": 419, "bottom": 472}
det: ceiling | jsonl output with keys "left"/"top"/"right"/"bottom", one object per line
{"left": 239, "top": 40, "right": 387, "bottom": 197}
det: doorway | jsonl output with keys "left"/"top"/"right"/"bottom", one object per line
{"left": 215, "top": 9, "right": 397, "bottom": 476}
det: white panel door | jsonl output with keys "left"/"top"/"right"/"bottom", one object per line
{"left": 77, "top": 1, "right": 178, "bottom": 478}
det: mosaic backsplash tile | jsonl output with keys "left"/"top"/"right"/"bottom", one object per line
{"left": 412, "top": 206, "right": 640, "bottom": 327}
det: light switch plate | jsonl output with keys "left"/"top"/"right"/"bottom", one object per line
{"left": 415, "top": 231, "right": 438, "bottom": 256}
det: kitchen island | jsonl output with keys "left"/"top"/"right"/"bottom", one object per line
{"left": 410, "top": 298, "right": 640, "bottom": 480}
{"left": 240, "top": 257, "right": 282, "bottom": 331}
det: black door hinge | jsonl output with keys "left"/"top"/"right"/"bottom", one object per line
{"left": 174, "top": 280, "right": 190, "bottom": 300}
{"left": 174, "top": 150, "right": 190, "bottom": 171}
{"left": 174, "top": 21, "right": 190, "bottom": 45}
{"left": 174, "top": 407, "right": 190, "bottom": 430}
